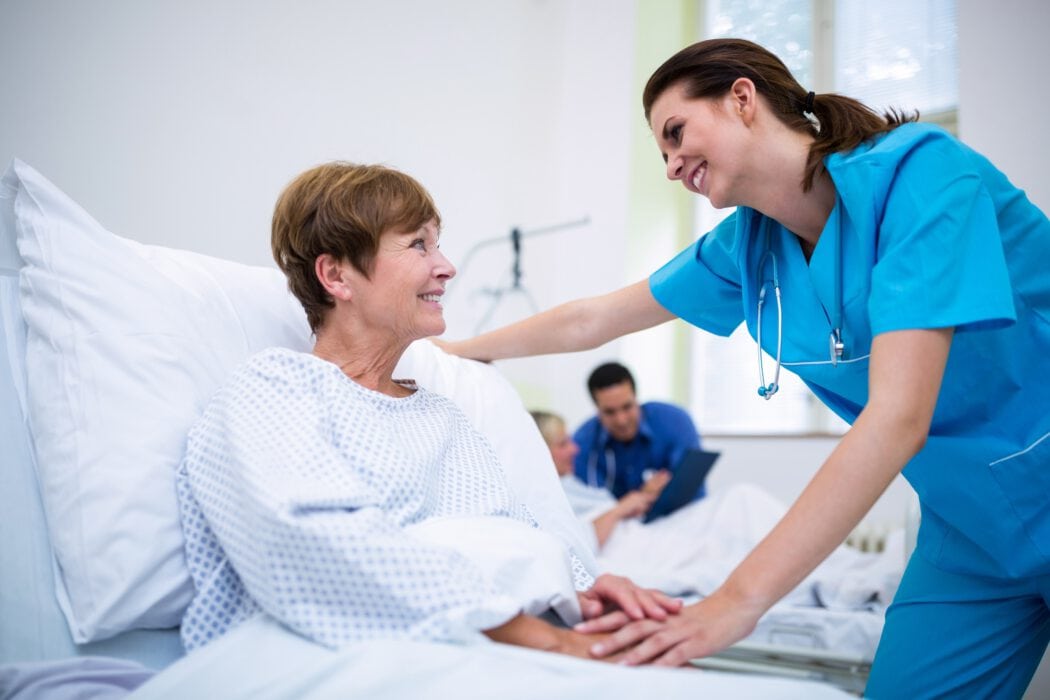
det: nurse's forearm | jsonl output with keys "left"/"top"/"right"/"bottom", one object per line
{"left": 718, "top": 409, "right": 919, "bottom": 612}
{"left": 719, "top": 328, "right": 953, "bottom": 612}
{"left": 441, "top": 280, "right": 674, "bottom": 362}
{"left": 442, "top": 299, "right": 598, "bottom": 361}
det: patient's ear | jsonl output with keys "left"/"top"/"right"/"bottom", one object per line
{"left": 315, "top": 254, "right": 352, "bottom": 301}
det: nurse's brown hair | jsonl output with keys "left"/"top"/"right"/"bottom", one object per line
{"left": 642, "top": 38, "right": 918, "bottom": 192}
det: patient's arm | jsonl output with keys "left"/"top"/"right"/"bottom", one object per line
{"left": 484, "top": 613, "right": 627, "bottom": 662}
{"left": 590, "top": 490, "right": 657, "bottom": 547}
{"left": 590, "top": 470, "right": 670, "bottom": 548}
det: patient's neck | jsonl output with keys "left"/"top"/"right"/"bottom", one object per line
{"left": 312, "top": 324, "right": 412, "bottom": 398}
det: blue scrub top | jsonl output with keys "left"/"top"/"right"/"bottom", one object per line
{"left": 650, "top": 123, "right": 1050, "bottom": 580}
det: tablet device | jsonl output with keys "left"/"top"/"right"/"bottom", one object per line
{"left": 643, "top": 449, "right": 720, "bottom": 523}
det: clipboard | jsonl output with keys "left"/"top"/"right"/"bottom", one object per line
{"left": 642, "top": 449, "right": 720, "bottom": 523}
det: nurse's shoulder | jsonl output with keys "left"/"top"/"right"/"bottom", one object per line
{"left": 830, "top": 122, "right": 964, "bottom": 172}
{"left": 825, "top": 122, "right": 980, "bottom": 211}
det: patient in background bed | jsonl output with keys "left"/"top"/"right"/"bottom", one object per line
{"left": 532, "top": 410, "right": 905, "bottom": 610}
{"left": 531, "top": 410, "right": 670, "bottom": 548}
{"left": 175, "top": 162, "right": 679, "bottom": 663}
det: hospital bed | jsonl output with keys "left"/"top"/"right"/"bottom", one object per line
{"left": 0, "top": 160, "right": 857, "bottom": 699}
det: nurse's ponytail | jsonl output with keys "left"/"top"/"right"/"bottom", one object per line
{"left": 642, "top": 38, "right": 919, "bottom": 192}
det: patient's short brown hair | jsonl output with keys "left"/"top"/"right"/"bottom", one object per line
{"left": 271, "top": 162, "right": 441, "bottom": 332}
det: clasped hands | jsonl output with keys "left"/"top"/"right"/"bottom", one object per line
{"left": 568, "top": 574, "right": 764, "bottom": 667}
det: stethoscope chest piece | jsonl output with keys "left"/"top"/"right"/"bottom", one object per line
{"left": 829, "top": 329, "right": 844, "bottom": 367}
{"left": 755, "top": 214, "right": 847, "bottom": 398}
{"left": 756, "top": 247, "right": 782, "bottom": 401}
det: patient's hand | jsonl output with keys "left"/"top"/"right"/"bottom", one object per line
{"left": 484, "top": 613, "right": 628, "bottom": 663}
{"left": 614, "top": 490, "right": 657, "bottom": 519}
{"left": 551, "top": 627, "right": 634, "bottom": 663}
{"left": 577, "top": 574, "right": 682, "bottom": 623}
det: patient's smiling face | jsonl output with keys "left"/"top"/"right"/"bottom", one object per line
{"left": 351, "top": 219, "right": 455, "bottom": 343}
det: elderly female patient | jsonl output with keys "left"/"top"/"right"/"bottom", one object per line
{"left": 174, "top": 162, "right": 678, "bottom": 661}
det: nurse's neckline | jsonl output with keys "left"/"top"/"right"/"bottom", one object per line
{"left": 779, "top": 173, "right": 837, "bottom": 263}
{"left": 797, "top": 235, "right": 817, "bottom": 262}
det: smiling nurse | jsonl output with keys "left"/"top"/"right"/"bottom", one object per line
{"left": 438, "top": 38, "right": 1050, "bottom": 697}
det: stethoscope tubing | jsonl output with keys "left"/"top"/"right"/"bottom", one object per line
{"left": 756, "top": 210, "right": 845, "bottom": 399}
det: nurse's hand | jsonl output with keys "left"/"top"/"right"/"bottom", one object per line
{"left": 581, "top": 588, "right": 764, "bottom": 667}
{"left": 427, "top": 336, "right": 487, "bottom": 361}
{"left": 577, "top": 574, "right": 682, "bottom": 622}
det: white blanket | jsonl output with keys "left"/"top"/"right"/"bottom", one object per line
{"left": 128, "top": 614, "right": 852, "bottom": 700}
{"left": 406, "top": 516, "right": 583, "bottom": 625}
{"left": 595, "top": 483, "right": 904, "bottom": 611}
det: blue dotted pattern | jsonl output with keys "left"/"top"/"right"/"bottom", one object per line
{"left": 176, "top": 348, "right": 592, "bottom": 651}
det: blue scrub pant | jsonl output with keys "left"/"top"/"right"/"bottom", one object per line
{"left": 866, "top": 552, "right": 1050, "bottom": 699}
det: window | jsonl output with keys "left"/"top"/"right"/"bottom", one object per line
{"left": 688, "top": 0, "right": 957, "bottom": 435}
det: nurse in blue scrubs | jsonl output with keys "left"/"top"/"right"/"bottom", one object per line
{"left": 439, "top": 38, "right": 1050, "bottom": 696}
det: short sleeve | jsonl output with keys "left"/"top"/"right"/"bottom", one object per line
{"left": 649, "top": 212, "right": 745, "bottom": 337}
{"left": 869, "top": 134, "right": 1016, "bottom": 335}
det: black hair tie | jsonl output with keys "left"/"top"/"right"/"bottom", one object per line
{"left": 803, "top": 91, "right": 816, "bottom": 114}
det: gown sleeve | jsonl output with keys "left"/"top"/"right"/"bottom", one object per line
{"left": 179, "top": 357, "right": 521, "bottom": 649}
{"left": 868, "top": 132, "right": 1017, "bottom": 335}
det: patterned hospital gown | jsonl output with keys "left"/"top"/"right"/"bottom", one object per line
{"left": 176, "top": 348, "right": 593, "bottom": 651}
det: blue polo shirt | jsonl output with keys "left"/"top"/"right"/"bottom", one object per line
{"left": 572, "top": 401, "right": 702, "bottom": 499}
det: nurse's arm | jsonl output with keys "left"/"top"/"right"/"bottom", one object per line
{"left": 584, "top": 327, "right": 954, "bottom": 666}
{"left": 435, "top": 280, "right": 676, "bottom": 362}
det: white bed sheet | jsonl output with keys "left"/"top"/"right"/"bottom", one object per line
{"left": 129, "top": 614, "right": 852, "bottom": 700}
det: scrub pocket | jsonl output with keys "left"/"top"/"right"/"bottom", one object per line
{"left": 989, "top": 431, "right": 1050, "bottom": 568}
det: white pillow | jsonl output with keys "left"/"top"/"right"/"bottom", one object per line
{"left": 3, "top": 159, "right": 596, "bottom": 646}
{"left": 5, "top": 160, "right": 313, "bottom": 642}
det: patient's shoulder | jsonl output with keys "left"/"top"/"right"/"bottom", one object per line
{"left": 207, "top": 347, "right": 332, "bottom": 408}
{"left": 238, "top": 347, "right": 330, "bottom": 384}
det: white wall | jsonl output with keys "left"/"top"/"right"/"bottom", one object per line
{"left": 0, "top": 0, "right": 638, "bottom": 427}
{"left": 705, "top": 436, "right": 916, "bottom": 531}
{"left": 959, "top": 0, "right": 1050, "bottom": 211}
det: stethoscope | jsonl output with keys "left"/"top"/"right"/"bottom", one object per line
{"left": 756, "top": 213, "right": 845, "bottom": 400}
{"left": 586, "top": 447, "right": 616, "bottom": 490}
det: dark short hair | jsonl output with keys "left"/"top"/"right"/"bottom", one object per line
{"left": 587, "top": 362, "right": 635, "bottom": 401}
{"left": 271, "top": 161, "right": 441, "bottom": 332}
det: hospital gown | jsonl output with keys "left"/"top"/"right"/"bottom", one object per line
{"left": 176, "top": 348, "right": 593, "bottom": 652}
